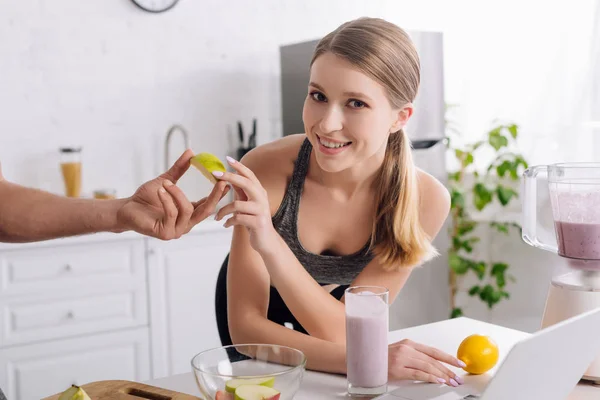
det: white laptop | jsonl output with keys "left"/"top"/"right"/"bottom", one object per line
{"left": 375, "top": 307, "right": 600, "bottom": 400}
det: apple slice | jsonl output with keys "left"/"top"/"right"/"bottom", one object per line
{"left": 234, "top": 384, "right": 280, "bottom": 400}
{"left": 225, "top": 377, "right": 275, "bottom": 393}
{"left": 216, "top": 390, "right": 235, "bottom": 400}
{"left": 58, "top": 385, "right": 92, "bottom": 400}
{"left": 190, "top": 153, "right": 227, "bottom": 184}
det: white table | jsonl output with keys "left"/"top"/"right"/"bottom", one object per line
{"left": 146, "top": 317, "right": 600, "bottom": 399}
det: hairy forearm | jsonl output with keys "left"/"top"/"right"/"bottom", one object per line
{"left": 230, "top": 314, "right": 346, "bottom": 374}
{"left": 259, "top": 234, "right": 347, "bottom": 343}
{"left": 0, "top": 181, "right": 127, "bottom": 243}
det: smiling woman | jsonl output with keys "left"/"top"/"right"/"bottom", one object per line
{"left": 214, "top": 17, "right": 461, "bottom": 387}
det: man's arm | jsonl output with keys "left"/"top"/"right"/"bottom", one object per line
{"left": 0, "top": 150, "right": 229, "bottom": 243}
{"left": 0, "top": 179, "right": 126, "bottom": 242}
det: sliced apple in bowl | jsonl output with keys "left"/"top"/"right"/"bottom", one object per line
{"left": 234, "top": 384, "right": 280, "bottom": 400}
{"left": 225, "top": 377, "right": 275, "bottom": 393}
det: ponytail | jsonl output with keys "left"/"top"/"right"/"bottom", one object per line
{"left": 371, "top": 129, "right": 437, "bottom": 270}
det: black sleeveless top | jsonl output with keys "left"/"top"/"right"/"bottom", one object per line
{"left": 271, "top": 138, "right": 374, "bottom": 284}
{"left": 215, "top": 138, "right": 374, "bottom": 344}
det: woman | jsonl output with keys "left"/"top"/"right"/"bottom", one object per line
{"left": 214, "top": 17, "right": 465, "bottom": 387}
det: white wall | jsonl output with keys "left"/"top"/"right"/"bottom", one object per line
{"left": 1, "top": 0, "right": 597, "bottom": 332}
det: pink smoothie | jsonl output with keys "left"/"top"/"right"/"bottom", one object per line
{"left": 555, "top": 221, "right": 600, "bottom": 260}
{"left": 346, "top": 293, "right": 388, "bottom": 389}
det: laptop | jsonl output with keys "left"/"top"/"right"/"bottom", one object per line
{"left": 375, "top": 307, "right": 600, "bottom": 400}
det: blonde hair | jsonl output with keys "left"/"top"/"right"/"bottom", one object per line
{"left": 311, "top": 17, "right": 437, "bottom": 270}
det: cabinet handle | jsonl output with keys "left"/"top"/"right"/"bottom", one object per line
{"left": 66, "top": 311, "right": 75, "bottom": 319}
{"left": 64, "top": 264, "right": 72, "bottom": 272}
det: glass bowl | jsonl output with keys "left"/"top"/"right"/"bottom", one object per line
{"left": 191, "top": 344, "right": 306, "bottom": 400}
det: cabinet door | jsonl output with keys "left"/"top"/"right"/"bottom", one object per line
{"left": 0, "top": 328, "right": 150, "bottom": 400}
{"left": 147, "top": 221, "right": 232, "bottom": 379}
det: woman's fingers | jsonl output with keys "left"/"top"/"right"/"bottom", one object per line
{"left": 215, "top": 200, "right": 262, "bottom": 221}
{"left": 406, "top": 339, "right": 465, "bottom": 369}
{"left": 214, "top": 171, "right": 262, "bottom": 200}
{"left": 225, "top": 156, "right": 261, "bottom": 185}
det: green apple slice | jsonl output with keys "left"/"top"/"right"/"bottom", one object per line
{"left": 190, "top": 153, "right": 226, "bottom": 184}
{"left": 58, "top": 385, "right": 92, "bottom": 400}
{"left": 225, "top": 376, "right": 275, "bottom": 393}
{"left": 234, "top": 384, "right": 280, "bottom": 400}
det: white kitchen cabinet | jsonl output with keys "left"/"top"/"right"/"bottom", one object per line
{"left": 147, "top": 222, "right": 233, "bottom": 379}
{"left": 0, "top": 238, "right": 148, "bottom": 348}
{"left": 0, "top": 327, "right": 150, "bottom": 400}
{"left": 0, "top": 222, "right": 233, "bottom": 398}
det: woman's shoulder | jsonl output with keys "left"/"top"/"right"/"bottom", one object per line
{"left": 240, "top": 134, "right": 306, "bottom": 175}
{"left": 240, "top": 134, "right": 307, "bottom": 213}
{"left": 416, "top": 168, "right": 451, "bottom": 236}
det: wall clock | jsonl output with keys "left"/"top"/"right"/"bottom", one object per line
{"left": 131, "top": 0, "right": 179, "bottom": 13}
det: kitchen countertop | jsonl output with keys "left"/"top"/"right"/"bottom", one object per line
{"left": 145, "top": 317, "right": 600, "bottom": 399}
{"left": 0, "top": 218, "right": 229, "bottom": 250}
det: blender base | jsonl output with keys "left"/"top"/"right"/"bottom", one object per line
{"left": 542, "top": 270, "right": 600, "bottom": 382}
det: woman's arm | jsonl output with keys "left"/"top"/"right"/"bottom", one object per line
{"left": 227, "top": 222, "right": 346, "bottom": 374}
{"left": 220, "top": 157, "right": 451, "bottom": 344}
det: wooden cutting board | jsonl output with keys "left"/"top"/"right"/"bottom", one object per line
{"left": 42, "top": 380, "right": 202, "bottom": 400}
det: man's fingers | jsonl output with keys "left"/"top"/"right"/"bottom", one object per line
{"left": 163, "top": 181, "right": 194, "bottom": 235}
{"left": 157, "top": 187, "right": 178, "bottom": 237}
{"left": 163, "top": 149, "right": 194, "bottom": 183}
{"left": 188, "top": 181, "right": 228, "bottom": 227}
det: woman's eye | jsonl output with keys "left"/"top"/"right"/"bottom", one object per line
{"left": 348, "top": 99, "right": 367, "bottom": 109}
{"left": 310, "top": 91, "right": 327, "bottom": 102}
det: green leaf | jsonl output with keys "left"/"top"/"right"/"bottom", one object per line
{"left": 468, "top": 286, "right": 481, "bottom": 296}
{"left": 489, "top": 134, "right": 509, "bottom": 151}
{"left": 449, "top": 253, "right": 469, "bottom": 275}
{"left": 448, "top": 171, "right": 461, "bottom": 181}
{"left": 453, "top": 237, "right": 474, "bottom": 253}
{"left": 463, "top": 152, "right": 474, "bottom": 168}
{"left": 470, "top": 140, "right": 485, "bottom": 151}
{"left": 491, "top": 262, "right": 509, "bottom": 275}
{"left": 451, "top": 308, "right": 464, "bottom": 318}
{"left": 496, "top": 185, "right": 518, "bottom": 206}
{"left": 491, "top": 221, "right": 509, "bottom": 234}
{"left": 473, "top": 183, "right": 493, "bottom": 211}
{"left": 472, "top": 261, "right": 486, "bottom": 280}
{"left": 488, "top": 128, "right": 509, "bottom": 151}
{"left": 479, "top": 284, "right": 504, "bottom": 309}
{"left": 507, "top": 124, "right": 518, "bottom": 139}
{"left": 458, "top": 220, "right": 477, "bottom": 235}
{"left": 455, "top": 149, "right": 464, "bottom": 159}
{"left": 451, "top": 188, "right": 465, "bottom": 209}
{"left": 491, "top": 263, "right": 509, "bottom": 288}
{"left": 496, "top": 160, "right": 513, "bottom": 178}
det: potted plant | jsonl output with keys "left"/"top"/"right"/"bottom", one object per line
{"left": 446, "top": 114, "right": 529, "bottom": 318}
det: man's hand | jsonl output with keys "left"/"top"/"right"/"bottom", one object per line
{"left": 116, "top": 149, "right": 229, "bottom": 240}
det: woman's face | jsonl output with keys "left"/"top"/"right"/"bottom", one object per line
{"left": 302, "top": 52, "right": 412, "bottom": 174}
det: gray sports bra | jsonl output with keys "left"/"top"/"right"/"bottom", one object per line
{"left": 271, "top": 138, "right": 374, "bottom": 285}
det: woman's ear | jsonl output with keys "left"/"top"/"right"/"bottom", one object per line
{"left": 391, "top": 103, "right": 414, "bottom": 132}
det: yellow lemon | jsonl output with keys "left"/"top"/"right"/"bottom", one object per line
{"left": 456, "top": 334, "right": 499, "bottom": 375}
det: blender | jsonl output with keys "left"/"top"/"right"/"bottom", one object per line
{"left": 522, "top": 163, "right": 600, "bottom": 383}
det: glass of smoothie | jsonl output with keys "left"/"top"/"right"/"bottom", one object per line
{"left": 345, "top": 285, "right": 389, "bottom": 397}
{"left": 60, "top": 147, "right": 82, "bottom": 198}
{"left": 523, "top": 163, "right": 600, "bottom": 270}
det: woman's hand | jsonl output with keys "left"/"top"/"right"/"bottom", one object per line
{"left": 214, "top": 157, "right": 280, "bottom": 255}
{"left": 389, "top": 339, "right": 466, "bottom": 387}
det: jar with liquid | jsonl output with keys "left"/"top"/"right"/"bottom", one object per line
{"left": 60, "top": 147, "right": 82, "bottom": 197}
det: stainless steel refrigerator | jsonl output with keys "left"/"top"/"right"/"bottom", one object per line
{"left": 279, "top": 31, "right": 450, "bottom": 329}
